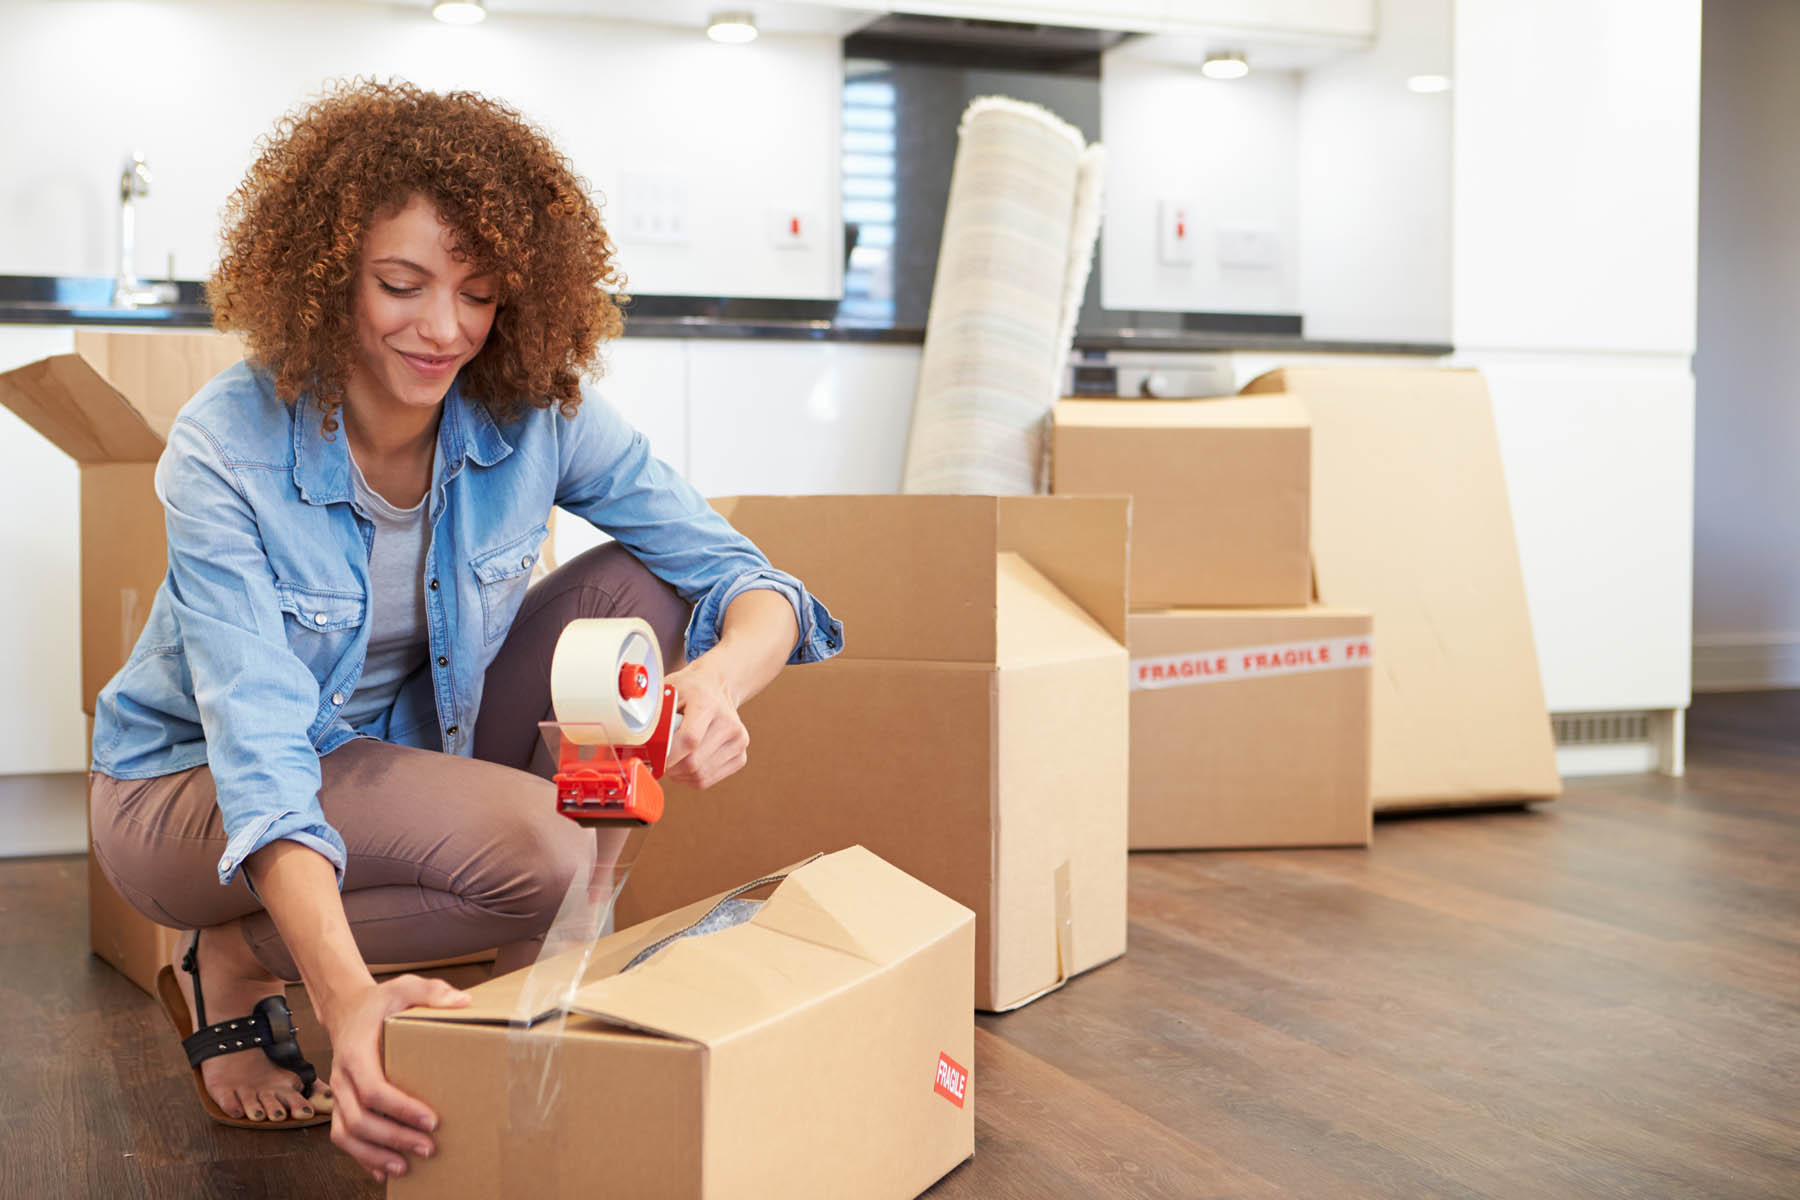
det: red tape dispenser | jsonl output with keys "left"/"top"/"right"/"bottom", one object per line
{"left": 539, "top": 618, "right": 679, "bottom": 827}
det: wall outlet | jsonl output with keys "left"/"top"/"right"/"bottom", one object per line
{"left": 1217, "top": 226, "right": 1280, "bottom": 269}
{"left": 1158, "top": 197, "right": 1198, "bottom": 266}
{"left": 619, "top": 171, "right": 692, "bottom": 245}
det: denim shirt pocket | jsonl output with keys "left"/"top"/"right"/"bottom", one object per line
{"left": 275, "top": 582, "right": 367, "bottom": 680}
{"left": 470, "top": 523, "right": 550, "bottom": 645}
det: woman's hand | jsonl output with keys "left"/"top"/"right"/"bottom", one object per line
{"left": 322, "top": 975, "right": 471, "bottom": 1185}
{"left": 662, "top": 659, "right": 749, "bottom": 789}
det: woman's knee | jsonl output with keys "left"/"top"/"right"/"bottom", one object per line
{"left": 464, "top": 796, "right": 596, "bottom": 928}
{"left": 554, "top": 541, "right": 690, "bottom": 666}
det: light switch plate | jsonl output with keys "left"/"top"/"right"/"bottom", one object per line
{"left": 619, "top": 171, "right": 692, "bottom": 245}
{"left": 1217, "top": 226, "right": 1280, "bottom": 269}
{"left": 1158, "top": 197, "right": 1198, "bottom": 266}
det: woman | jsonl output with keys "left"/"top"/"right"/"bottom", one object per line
{"left": 88, "top": 81, "right": 841, "bottom": 1185}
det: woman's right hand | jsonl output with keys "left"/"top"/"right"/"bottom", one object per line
{"left": 322, "top": 974, "right": 471, "bottom": 1184}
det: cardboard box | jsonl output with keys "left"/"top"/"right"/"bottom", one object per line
{"left": 1128, "top": 607, "right": 1373, "bottom": 849}
{"left": 7, "top": 334, "right": 494, "bottom": 993}
{"left": 387, "top": 846, "right": 976, "bottom": 1200}
{"left": 1052, "top": 395, "right": 1311, "bottom": 608}
{"left": 84, "top": 713, "right": 185, "bottom": 994}
{"left": 1242, "top": 368, "right": 1561, "bottom": 809}
{"left": 616, "top": 495, "right": 1129, "bottom": 1012}
{"left": 0, "top": 329, "right": 245, "bottom": 713}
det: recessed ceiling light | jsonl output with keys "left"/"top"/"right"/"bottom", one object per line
{"left": 707, "top": 10, "right": 758, "bottom": 44}
{"left": 1407, "top": 74, "right": 1452, "bottom": 94}
{"left": 433, "top": 0, "right": 486, "bottom": 25}
{"left": 1201, "top": 51, "right": 1249, "bottom": 81}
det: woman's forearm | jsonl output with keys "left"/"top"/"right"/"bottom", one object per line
{"left": 243, "top": 840, "right": 374, "bottom": 1028}
{"left": 685, "top": 587, "right": 801, "bottom": 704}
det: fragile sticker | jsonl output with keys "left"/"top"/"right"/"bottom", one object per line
{"left": 934, "top": 1052, "right": 968, "bottom": 1108}
{"left": 1131, "top": 634, "right": 1374, "bottom": 691}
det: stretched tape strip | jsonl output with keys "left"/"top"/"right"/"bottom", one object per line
{"left": 503, "top": 824, "right": 640, "bottom": 1144}
{"left": 1131, "top": 634, "right": 1374, "bottom": 691}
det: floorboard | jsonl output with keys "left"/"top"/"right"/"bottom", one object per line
{"left": 4, "top": 691, "right": 1796, "bottom": 1198}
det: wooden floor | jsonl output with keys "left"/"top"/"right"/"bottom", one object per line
{"left": 4, "top": 692, "right": 1797, "bottom": 1199}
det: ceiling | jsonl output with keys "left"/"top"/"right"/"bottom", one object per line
{"left": 331, "top": 0, "right": 884, "bottom": 37}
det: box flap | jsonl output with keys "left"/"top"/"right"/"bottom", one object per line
{"left": 994, "top": 552, "right": 1123, "bottom": 667}
{"left": 394, "top": 846, "right": 973, "bottom": 1047}
{"left": 565, "top": 846, "right": 970, "bottom": 1046}
{"left": 1242, "top": 367, "right": 1561, "bottom": 805}
{"left": 995, "top": 495, "right": 1129, "bottom": 644}
{"left": 0, "top": 330, "right": 245, "bottom": 463}
{"left": 0, "top": 353, "right": 163, "bottom": 463}
{"left": 71, "top": 329, "right": 246, "bottom": 440}
{"left": 1055, "top": 395, "right": 1308, "bottom": 430}
{"left": 711, "top": 495, "right": 1001, "bottom": 662}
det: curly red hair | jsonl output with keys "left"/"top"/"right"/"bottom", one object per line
{"left": 208, "top": 79, "right": 624, "bottom": 426}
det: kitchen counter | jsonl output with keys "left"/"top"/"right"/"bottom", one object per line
{"left": 0, "top": 276, "right": 1452, "bottom": 357}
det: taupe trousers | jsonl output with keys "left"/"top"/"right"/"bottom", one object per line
{"left": 89, "top": 542, "right": 690, "bottom": 980}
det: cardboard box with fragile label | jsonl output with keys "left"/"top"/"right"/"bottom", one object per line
{"left": 616, "top": 494, "right": 1130, "bottom": 1012}
{"left": 1241, "top": 368, "right": 1561, "bottom": 810}
{"left": 1052, "top": 395, "right": 1311, "bottom": 608}
{"left": 386, "top": 846, "right": 976, "bottom": 1200}
{"left": 1129, "top": 607, "right": 1373, "bottom": 849}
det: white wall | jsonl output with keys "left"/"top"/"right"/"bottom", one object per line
{"left": 0, "top": 0, "right": 843, "bottom": 299}
{"left": 1295, "top": 0, "right": 1452, "bottom": 345}
{"left": 1692, "top": 0, "right": 1800, "bottom": 689}
{"left": 1099, "top": 53, "right": 1302, "bottom": 315}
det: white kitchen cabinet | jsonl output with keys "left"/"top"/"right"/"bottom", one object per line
{"left": 1161, "top": 0, "right": 1375, "bottom": 39}
{"left": 1470, "top": 355, "right": 1695, "bottom": 714}
{"left": 1452, "top": 0, "right": 1702, "bottom": 356}
{"left": 0, "top": 327, "right": 87, "bottom": 776}
{"left": 686, "top": 340, "right": 920, "bottom": 498}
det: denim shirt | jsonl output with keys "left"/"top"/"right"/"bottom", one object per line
{"left": 91, "top": 361, "right": 843, "bottom": 888}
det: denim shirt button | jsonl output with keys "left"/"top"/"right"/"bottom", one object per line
{"left": 330, "top": 692, "right": 343, "bottom": 706}
{"left": 520, "top": 555, "right": 532, "bottom": 569}
{"left": 313, "top": 612, "right": 327, "bottom": 625}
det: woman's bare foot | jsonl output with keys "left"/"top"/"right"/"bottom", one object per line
{"left": 170, "top": 923, "right": 332, "bottom": 1122}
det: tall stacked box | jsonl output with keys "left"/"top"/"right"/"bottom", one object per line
{"left": 1052, "top": 395, "right": 1374, "bottom": 849}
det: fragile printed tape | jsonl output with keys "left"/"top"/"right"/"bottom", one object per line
{"left": 1130, "top": 634, "right": 1374, "bottom": 691}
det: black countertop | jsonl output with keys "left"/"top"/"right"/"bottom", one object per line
{"left": 0, "top": 276, "right": 1451, "bottom": 357}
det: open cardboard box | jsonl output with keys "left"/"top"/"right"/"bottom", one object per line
{"left": 1128, "top": 606, "right": 1373, "bottom": 849}
{"left": 387, "top": 846, "right": 976, "bottom": 1200}
{"left": 1052, "top": 395, "right": 1311, "bottom": 608}
{"left": 2, "top": 331, "right": 491, "bottom": 991}
{"left": 616, "top": 495, "right": 1130, "bottom": 1012}
{"left": 1242, "top": 367, "right": 1561, "bottom": 810}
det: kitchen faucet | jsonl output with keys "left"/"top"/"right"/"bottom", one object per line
{"left": 113, "top": 150, "right": 179, "bottom": 308}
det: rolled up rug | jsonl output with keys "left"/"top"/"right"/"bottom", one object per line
{"left": 901, "top": 96, "right": 1105, "bottom": 495}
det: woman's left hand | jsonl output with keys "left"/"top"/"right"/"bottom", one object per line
{"left": 662, "top": 660, "right": 750, "bottom": 789}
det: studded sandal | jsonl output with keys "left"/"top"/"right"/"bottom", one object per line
{"left": 154, "top": 930, "right": 332, "bottom": 1130}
